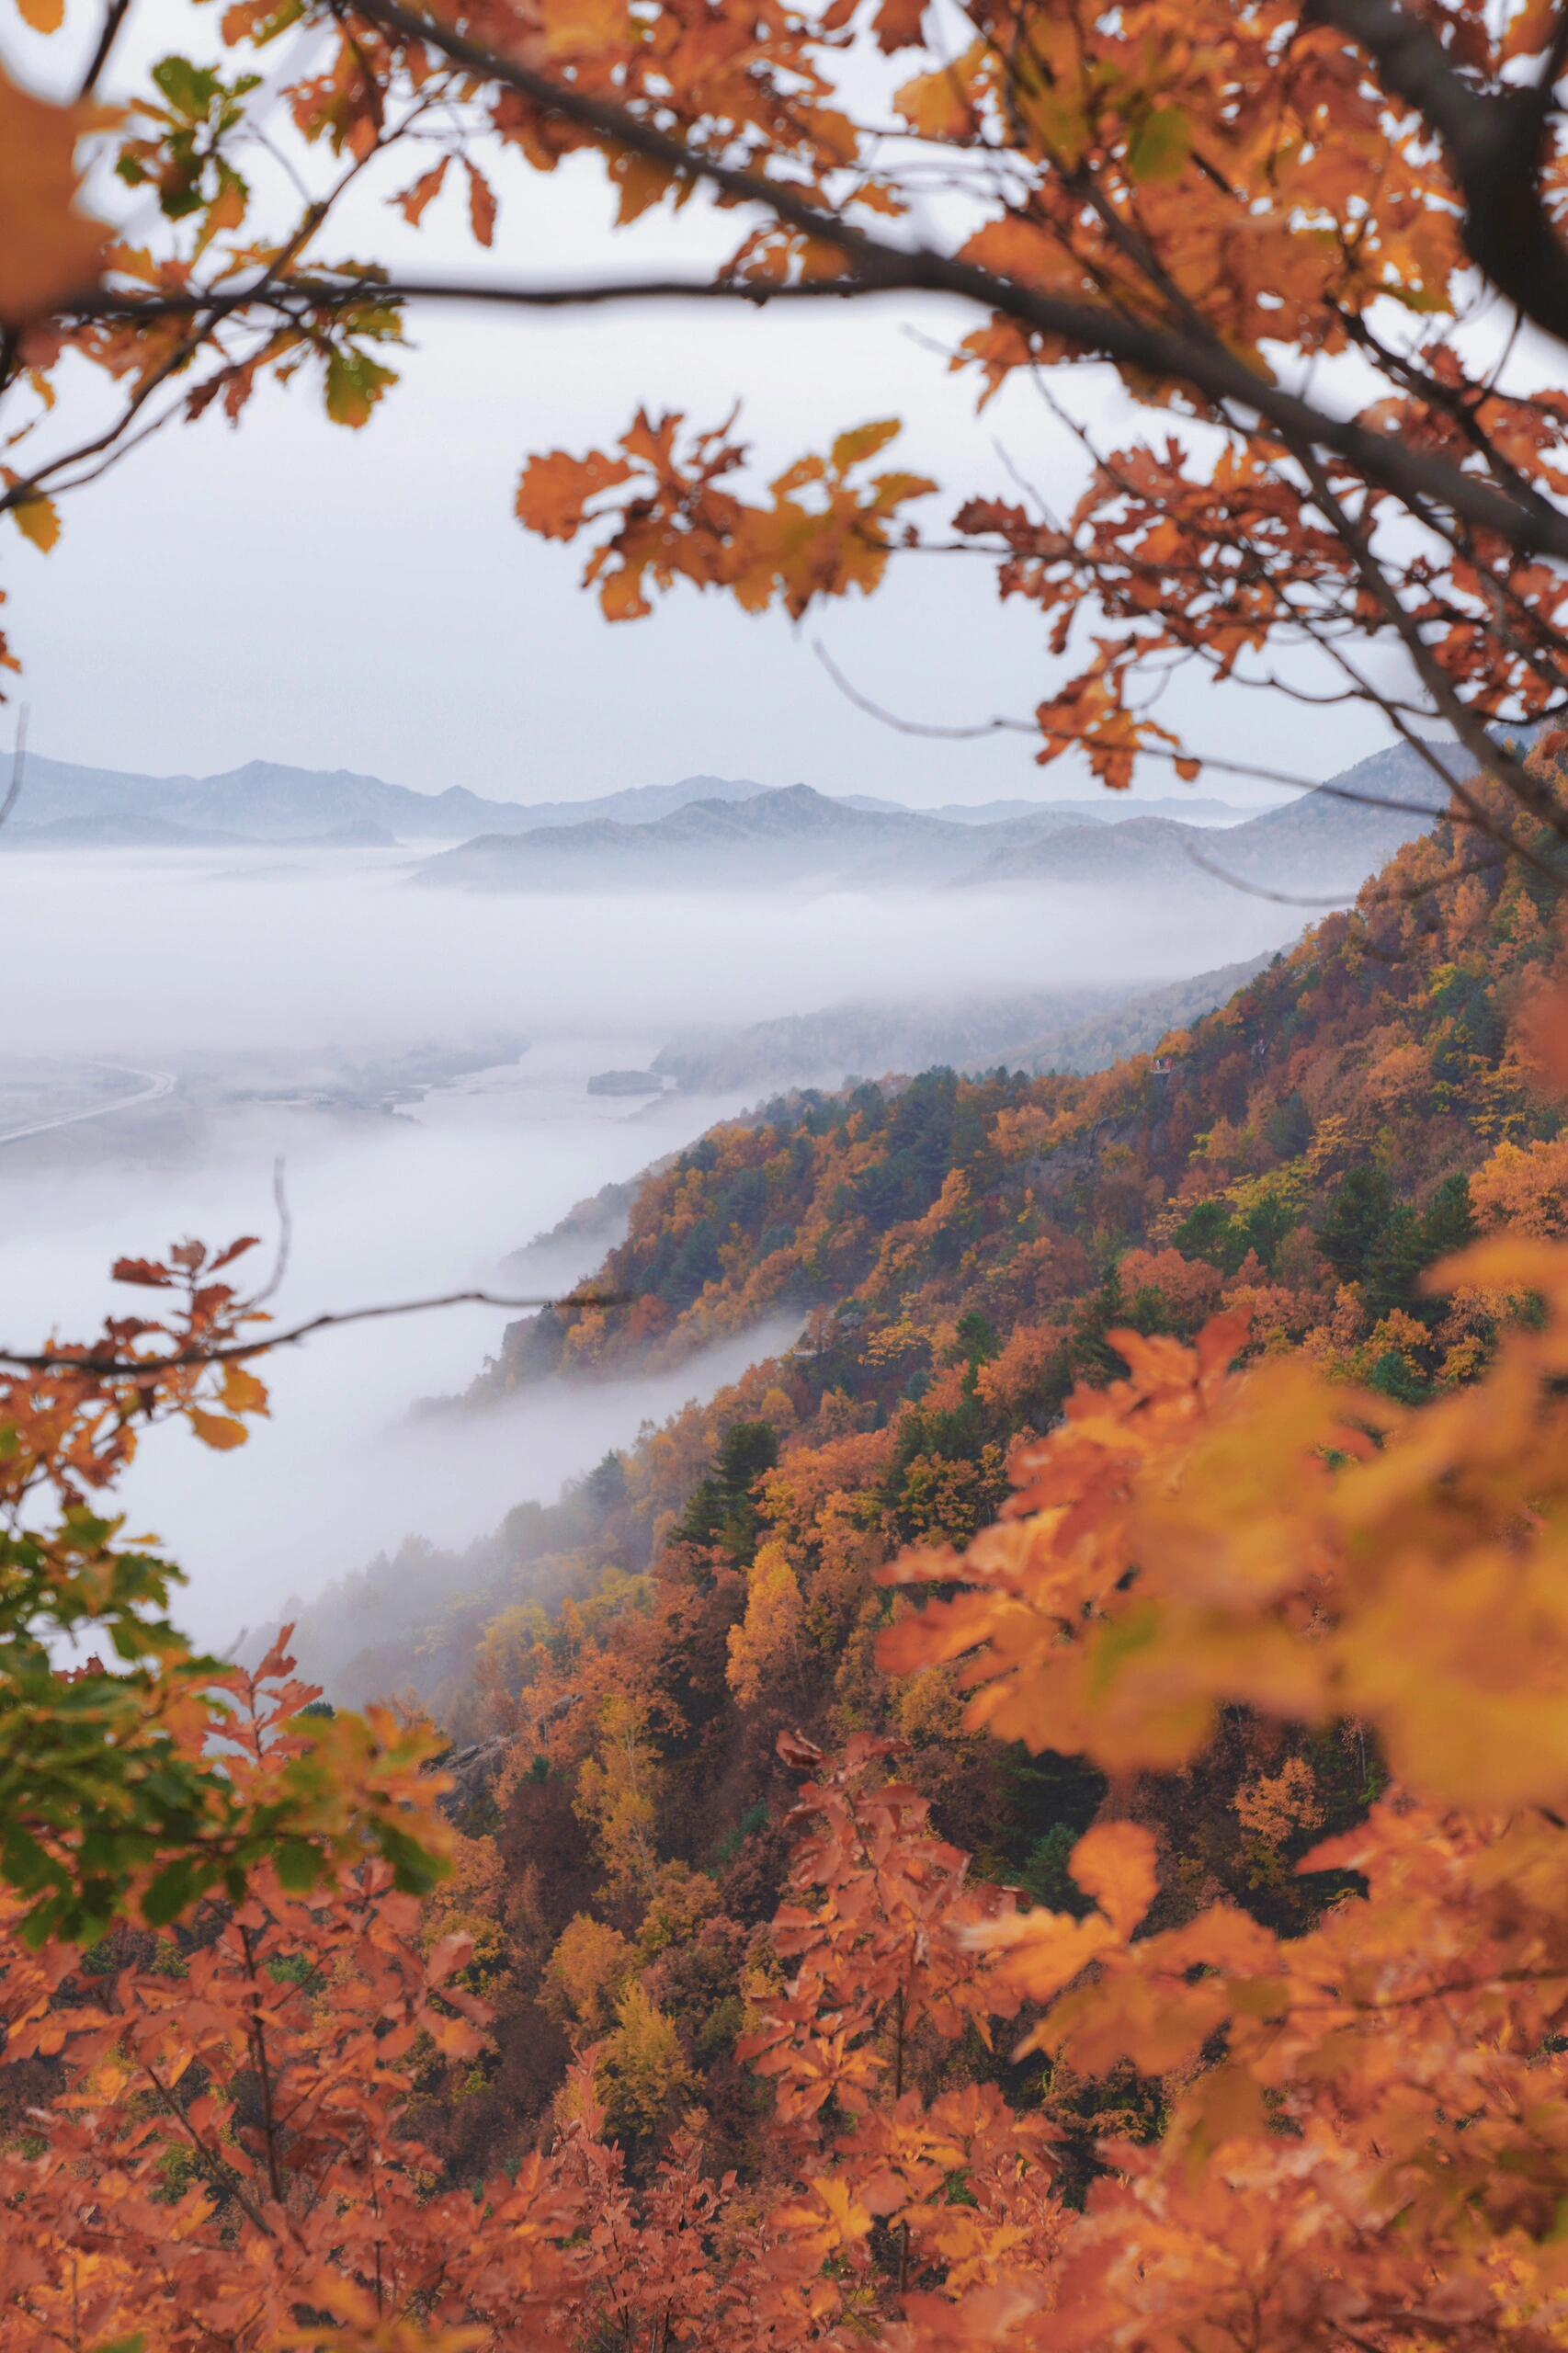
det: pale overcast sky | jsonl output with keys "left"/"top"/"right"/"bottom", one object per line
{"left": 2, "top": 2, "right": 1392, "bottom": 806}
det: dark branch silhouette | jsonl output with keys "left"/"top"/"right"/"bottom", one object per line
{"left": 78, "top": 0, "right": 137, "bottom": 99}
{"left": 1306, "top": 0, "right": 1568, "bottom": 348}
{"left": 0, "top": 1285, "right": 631, "bottom": 1384}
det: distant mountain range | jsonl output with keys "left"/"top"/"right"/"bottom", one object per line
{"left": 0, "top": 749, "right": 1268, "bottom": 852}
{"left": 0, "top": 741, "right": 1475, "bottom": 892}
{"left": 842, "top": 791, "right": 1249, "bottom": 826}
{"left": 420, "top": 740, "right": 1473, "bottom": 901}
{"left": 418, "top": 781, "right": 1088, "bottom": 893}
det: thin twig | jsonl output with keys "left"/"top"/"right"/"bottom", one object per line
{"left": 813, "top": 639, "right": 1327, "bottom": 791}
{"left": 252, "top": 1159, "right": 292, "bottom": 1310}
{"left": 59, "top": 271, "right": 878, "bottom": 326}
{"left": 0, "top": 1285, "right": 631, "bottom": 1382}
{"left": 0, "top": 708, "right": 28, "bottom": 835}
{"left": 1183, "top": 834, "right": 1506, "bottom": 909}
{"left": 78, "top": 0, "right": 135, "bottom": 99}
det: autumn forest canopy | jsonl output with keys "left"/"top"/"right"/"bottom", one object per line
{"left": 12, "top": 1, "right": 1568, "bottom": 2351}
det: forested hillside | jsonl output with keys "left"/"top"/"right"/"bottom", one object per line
{"left": 491, "top": 807, "right": 1559, "bottom": 1405}
{"left": 270, "top": 791, "right": 1568, "bottom": 2187}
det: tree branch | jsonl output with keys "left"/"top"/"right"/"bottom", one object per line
{"left": 61, "top": 272, "right": 874, "bottom": 325}
{"left": 1306, "top": 0, "right": 1568, "bottom": 347}
{"left": 331, "top": 0, "right": 1568, "bottom": 564}
{"left": 1, "top": 1284, "right": 629, "bottom": 1383}
{"left": 78, "top": 0, "right": 136, "bottom": 99}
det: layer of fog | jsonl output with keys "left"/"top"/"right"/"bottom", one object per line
{"left": 1, "top": 847, "right": 1304, "bottom": 1658}
{"left": 7, "top": 846, "right": 1299, "bottom": 1060}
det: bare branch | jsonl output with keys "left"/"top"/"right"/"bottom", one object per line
{"left": 812, "top": 639, "right": 1329, "bottom": 790}
{"left": 0, "top": 708, "right": 28, "bottom": 836}
{"left": 61, "top": 272, "right": 871, "bottom": 326}
{"left": 79, "top": 0, "right": 136, "bottom": 99}
{"left": 0, "top": 1284, "right": 631, "bottom": 1384}
{"left": 252, "top": 1159, "right": 293, "bottom": 1310}
{"left": 1184, "top": 834, "right": 1506, "bottom": 909}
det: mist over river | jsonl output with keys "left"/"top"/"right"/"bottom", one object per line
{"left": 0, "top": 846, "right": 1300, "bottom": 1650}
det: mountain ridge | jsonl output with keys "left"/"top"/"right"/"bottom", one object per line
{"left": 416, "top": 742, "right": 1475, "bottom": 900}
{"left": 0, "top": 747, "right": 1284, "bottom": 847}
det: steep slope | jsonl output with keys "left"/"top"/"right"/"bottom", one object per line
{"left": 279, "top": 789, "right": 1568, "bottom": 2180}
{"left": 1017, "top": 950, "right": 1275, "bottom": 1072}
{"left": 648, "top": 953, "right": 1272, "bottom": 1096}
{"left": 483, "top": 806, "right": 1556, "bottom": 1396}
{"left": 965, "top": 738, "right": 1471, "bottom": 897}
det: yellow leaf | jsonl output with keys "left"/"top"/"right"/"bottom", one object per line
{"left": 830, "top": 417, "right": 902, "bottom": 473}
{"left": 187, "top": 1407, "right": 249, "bottom": 1451}
{"left": 6, "top": 483, "right": 59, "bottom": 551}
{"left": 609, "top": 150, "right": 675, "bottom": 227}
{"left": 221, "top": 1362, "right": 269, "bottom": 1415}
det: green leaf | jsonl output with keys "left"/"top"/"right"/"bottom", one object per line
{"left": 1088, "top": 1599, "right": 1161, "bottom": 1695}
{"left": 377, "top": 1818, "right": 447, "bottom": 1895}
{"left": 142, "top": 1856, "right": 199, "bottom": 1927}
{"left": 1127, "top": 105, "right": 1191, "bottom": 184}
{"left": 3, "top": 1821, "right": 64, "bottom": 1896}
{"left": 152, "top": 55, "right": 220, "bottom": 119}
{"left": 274, "top": 1837, "right": 322, "bottom": 1893}
{"left": 324, "top": 347, "right": 399, "bottom": 429}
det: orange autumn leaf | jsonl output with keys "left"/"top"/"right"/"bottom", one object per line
{"left": 464, "top": 157, "right": 497, "bottom": 246}
{"left": 870, "top": 0, "right": 926, "bottom": 51}
{"left": 516, "top": 446, "right": 637, "bottom": 540}
{"left": 1065, "top": 1820, "right": 1158, "bottom": 1938}
{"left": 0, "top": 62, "right": 111, "bottom": 324}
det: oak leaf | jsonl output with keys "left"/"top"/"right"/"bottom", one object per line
{"left": 0, "top": 63, "right": 112, "bottom": 324}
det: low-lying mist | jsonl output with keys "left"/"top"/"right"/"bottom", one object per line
{"left": 1, "top": 847, "right": 1306, "bottom": 1665}
{"left": 5, "top": 846, "right": 1299, "bottom": 1060}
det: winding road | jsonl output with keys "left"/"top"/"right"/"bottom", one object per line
{"left": 0, "top": 1063, "right": 176, "bottom": 1147}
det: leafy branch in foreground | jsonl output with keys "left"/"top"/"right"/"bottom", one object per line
{"left": 0, "top": 1232, "right": 621, "bottom": 1941}
{"left": 16, "top": 2, "right": 1568, "bottom": 860}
